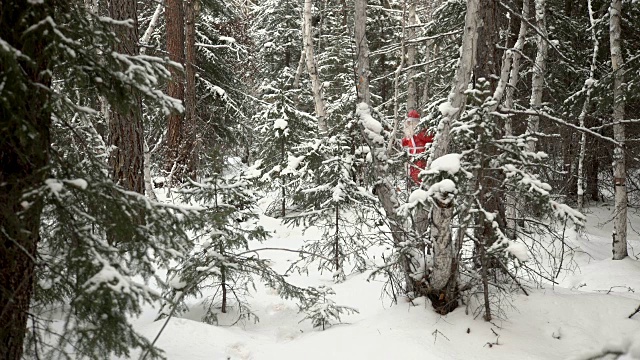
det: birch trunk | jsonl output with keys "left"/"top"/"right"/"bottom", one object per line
{"left": 144, "top": 141, "right": 158, "bottom": 201}
{"left": 388, "top": 4, "right": 407, "bottom": 154}
{"left": 140, "top": 3, "right": 163, "bottom": 55}
{"left": 293, "top": 49, "right": 306, "bottom": 90}
{"left": 504, "top": 0, "right": 529, "bottom": 237}
{"left": 303, "top": 0, "right": 328, "bottom": 133}
{"left": 352, "top": 1, "right": 417, "bottom": 293}
{"left": 610, "top": 0, "right": 627, "bottom": 260}
{"left": 355, "top": 0, "right": 371, "bottom": 104}
{"left": 427, "top": 0, "right": 480, "bottom": 314}
{"left": 526, "top": 0, "right": 548, "bottom": 152}
{"left": 577, "top": 0, "right": 599, "bottom": 211}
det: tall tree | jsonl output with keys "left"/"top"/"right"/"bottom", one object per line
{"left": 183, "top": 0, "right": 199, "bottom": 177}
{"left": 526, "top": 0, "right": 548, "bottom": 152}
{"left": 109, "top": 0, "right": 145, "bottom": 193}
{"left": 303, "top": 0, "right": 328, "bottom": 132}
{"left": 0, "top": 2, "right": 52, "bottom": 358}
{"left": 427, "top": 0, "right": 480, "bottom": 314}
{"left": 355, "top": 0, "right": 371, "bottom": 105}
{"left": 165, "top": 0, "right": 186, "bottom": 174}
{"left": 405, "top": 0, "right": 418, "bottom": 111}
{"left": 609, "top": 0, "right": 627, "bottom": 260}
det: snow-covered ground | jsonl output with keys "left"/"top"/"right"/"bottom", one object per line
{"left": 120, "top": 201, "right": 640, "bottom": 360}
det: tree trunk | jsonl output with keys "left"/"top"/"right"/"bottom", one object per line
{"left": 303, "top": 0, "right": 328, "bottom": 133}
{"left": 0, "top": 2, "right": 52, "bottom": 358}
{"left": 406, "top": 0, "right": 417, "bottom": 111}
{"left": 109, "top": 0, "right": 145, "bottom": 194}
{"left": 504, "top": 0, "right": 529, "bottom": 237}
{"left": 355, "top": 0, "right": 371, "bottom": 105}
{"left": 144, "top": 142, "right": 158, "bottom": 201}
{"left": 526, "top": 0, "right": 548, "bottom": 152}
{"left": 182, "top": 0, "right": 198, "bottom": 178}
{"left": 609, "top": 0, "right": 627, "bottom": 260}
{"left": 140, "top": 3, "right": 163, "bottom": 55}
{"left": 474, "top": 0, "right": 499, "bottom": 91}
{"left": 427, "top": 0, "right": 480, "bottom": 314}
{"left": 166, "top": 0, "right": 185, "bottom": 173}
{"left": 577, "top": 0, "right": 600, "bottom": 211}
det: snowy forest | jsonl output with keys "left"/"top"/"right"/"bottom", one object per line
{"left": 2, "top": 0, "right": 640, "bottom": 359}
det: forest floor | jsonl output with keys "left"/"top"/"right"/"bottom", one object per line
{"left": 119, "top": 194, "right": 640, "bottom": 360}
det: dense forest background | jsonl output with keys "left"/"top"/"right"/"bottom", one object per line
{"left": 1, "top": 0, "right": 639, "bottom": 358}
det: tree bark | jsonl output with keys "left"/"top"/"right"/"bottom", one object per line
{"left": 355, "top": 0, "right": 371, "bottom": 105}
{"left": 303, "top": 0, "right": 328, "bottom": 133}
{"left": 406, "top": 0, "right": 417, "bottom": 111}
{"left": 609, "top": 0, "right": 627, "bottom": 260}
{"left": 474, "top": 0, "right": 499, "bottom": 92}
{"left": 577, "top": 0, "right": 599, "bottom": 211}
{"left": 526, "top": 0, "right": 548, "bottom": 152}
{"left": 166, "top": 0, "right": 185, "bottom": 172}
{"left": 427, "top": 0, "right": 480, "bottom": 314}
{"left": 109, "top": 0, "right": 145, "bottom": 194}
{"left": 182, "top": 0, "right": 198, "bottom": 178}
{"left": 0, "top": 2, "right": 52, "bottom": 358}
{"left": 504, "top": 0, "right": 529, "bottom": 237}
{"left": 140, "top": 3, "right": 163, "bottom": 55}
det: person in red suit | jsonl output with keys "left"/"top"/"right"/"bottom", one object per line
{"left": 401, "top": 110, "right": 434, "bottom": 185}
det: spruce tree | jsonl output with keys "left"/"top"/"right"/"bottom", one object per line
{"left": 0, "top": 1, "right": 193, "bottom": 358}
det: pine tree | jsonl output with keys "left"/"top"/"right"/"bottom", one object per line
{"left": 159, "top": 169, "right": 314, "bottom": 325}
{"left": 0, "top": 1, "right": 192, "bottom": 358}
{"left": 285, "top": 128, "right": 379, "bottom": 281}
{"left": 0, "top": 1, "right": 53, "bottom": 357}
{"left": 253, "top": 71, "right": 316, "bottom": 217}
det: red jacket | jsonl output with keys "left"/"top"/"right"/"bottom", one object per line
{"left": 402, "top": 130, "right": 434, "bottom": 184}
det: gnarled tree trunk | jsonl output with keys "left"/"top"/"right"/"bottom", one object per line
{"left": 427, "top": 0, "right": 480, "bottom": 314}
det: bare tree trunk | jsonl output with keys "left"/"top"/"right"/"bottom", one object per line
{"left": 166, "top": 0, "right": 185, "bottom": 173}
{"left": 406, "top": 0, "right": 418, "bottom": 111}
{"left": 504, "top": 0, "right": 529, "bottom": 236}
{"left": 182, "top": 0, "right": 198, "bottom": 178}
{"left": 526, "top": 0, "right": 548, "bottom": 152}
{"left": 474, "top": 0, "right": 499, "bottom": 91}
{"left": 293, "top": 50, "right": 306, "bottom": 90}
{"left": 427, "top": 0, "right": 480, "bottom": 315}
{"left": 0, "top": 3, "right": 52, "bottom": 357}
{"left": 109, "top": 0, "right": 145, "bottom": 194}
{"left": 140, "top": 3, "right": 163, "bottom": 55}
{"left": 577, "top": 0, "right": 599, "bottom": 211}
{"left": 388, "top": 3, "right": 407, "bottom": 153}
{"left": 303, "top": 0, "right": 328, "bottom": 133}
{"left": 144, "top": 142, "right": 158, "bottom": 201}
{"left": 220, "top": 245, "right": 227, "bottom": 313}
{"left": 355, "top": 0, "right": 371, "bottom": 105}
{"left": 421, "top": 41, "right": 432, "bottom": 105}
{"left": 609, "top": 0, "right": 627, "bottom": 260}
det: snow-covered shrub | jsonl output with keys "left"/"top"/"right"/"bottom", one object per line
{"left": 298, "top": 285, "right": 359, "bottom": 330}
{"left": 159, "top": 170, "right": 313, "bottom": 325}
{"left": 284, "top": 125, "right": 380, "bottom": 282}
